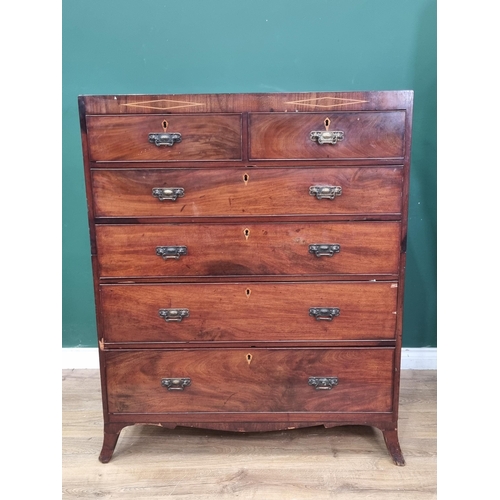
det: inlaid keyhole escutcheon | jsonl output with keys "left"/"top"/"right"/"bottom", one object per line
{"left": 246, "top": 353, "right": 253, "bottom": 365}
{"left": 245, "top": 288, "right": 251, "bottom": 298}
{"left": 149, "top": 119, "right": 182, "bottom": 147}
{"left": 243, "top": 173, "right": 249, "bottom": 185}
{"left": 244, "top": 228, "right": 250, "bottom": 240}
{"left": 310, "top": 117, "right": 344, "bottom": 146}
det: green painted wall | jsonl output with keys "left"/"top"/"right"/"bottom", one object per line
{"left": 62, "top": 0, "right": 436, "bottom": 348}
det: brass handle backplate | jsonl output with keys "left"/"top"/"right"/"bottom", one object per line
{"left": 309, "top": 307, "right": 340, "bottom": 321}
{"left": 310, "top": 130, "right": 344, "bottom": 145}
{"left": 309, "top": 244, "right": 341, "bottom": 257}
{"left": 309, "top": 185, "right": 342, "bottom": 200}
{"left": 161, "top": 378, "right": 191, "bottom": 390}
{"left": 308, "top": 377, "right": 339, "bottom": 390}
{"left": 156, "top": 246, "right": 187, "bottom": 259}
{"left": 149, "top": 133, "right": 182, "bottom": 147}
{"left": 159, "top": 308, "right": 190, "bottom": 322}
{"left": 152, "top": 187, "right": 185, "bottom": 201}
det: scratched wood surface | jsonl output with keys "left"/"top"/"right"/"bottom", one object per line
{"left": 104, "top": 348, "right": 394, "bottom": 414}
{"left": 100, "top": 282, "right": 398, "bottom": 343}
{"left": 248, "top": 111, "right": 406, "bottom": 160}
{"left": 86, "top": 114, "right": 242, "bottom": 162}
{"left": 62, "top": 369, "right": 436, "bottom": 499}
{"left": 95, "top": 221, "right": 401, "bottom": 278}
{"left": 91, "top": 167, "right": 403, "bottom": 218}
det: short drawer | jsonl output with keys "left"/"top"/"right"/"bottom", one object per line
{"left": 249, "top": 112, "right": 405, "bottom": 160}
{"left": 86, "top": 114, "right": 242, "bottom": 162}
{"left": 105, "top": 348, "right": 394, "bottom": 413}
{"left": 100, "top": 282, "right": 398, "bottom": 343}
{"left": 96, "top": 222, "right": 401, "bottom": 278}
{"left": 92, "top": 167, "right": 403, "bottom": 218}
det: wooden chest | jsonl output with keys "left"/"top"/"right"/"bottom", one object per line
{"left": 78, "top": 91, "right": 413, "bottom": 465}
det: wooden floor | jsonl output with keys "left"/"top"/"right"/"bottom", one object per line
{"left": 62, "top": 369, "right": 436, "bottom": 499}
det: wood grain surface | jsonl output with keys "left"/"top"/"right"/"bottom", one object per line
{"left": 100, "top": 282, "right": 398, "bottom": 343}
{"left": 62, "top": 369, "right": 436, "bottom": 499}
{"left": 79, "top": 91, "right": 414, "bottom": 469}
{"left": 81, "top": 91, "right": 414, "bottom": 114}
{"left": 91, "top": 167, "right": 403, "bottom": 218}
{"left": 96, "top": 222, "right": 401, "bottom": 278}
{"left": 87, "top": 114, "right": 242, "bottom": 162}
{"left": 249, "top": 112, "right": 405, "bottom": 160}
{"left": 104, "top": 348, "right": 394, "bottom": 413}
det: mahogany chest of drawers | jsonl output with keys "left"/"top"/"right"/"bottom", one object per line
{"left": 78, "top": 91, "right": 413, "bottom": 465}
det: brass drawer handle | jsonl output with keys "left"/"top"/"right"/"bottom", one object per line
{"left": 308, "top": 377, "right": 338, "bottom": 390}
{"left": 152, "top": 187, "right": 185, "bottom": 201}
{"left": 148, "top": 132, "right": 182, "bottom": 147}
{"left": 309, "top": 244, "right": 340, "bottom": 257}
{"left": 159, "top": 308, "right": 189, "bottom": 322}
{"left": 156, "top": 246, "right": 187, "bottom": 259}
{"left": 309, "top": 307, "right": 340, "bottom": 321}
{"left": 310, "top": 130, "right": 344, "bottom": 145}
{"left": 309, "top": 185, "right": 342, "bottom": 200}
{"left": 161, "top": 378, "right": 191, "bottom": 390}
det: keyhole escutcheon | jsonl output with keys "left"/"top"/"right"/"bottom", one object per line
{"left": 244, "top": 228, "right": 250, "bottom": 240}
{"left": 243, "top": 173, "right": 249, "bottom": 185}
{"left": 162, "top": 120, "right": 168, "bottom": 132}
{"left": 246, "top": 353, "right": 253, "bottom": 365}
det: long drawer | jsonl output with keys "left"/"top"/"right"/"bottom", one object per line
{"left": 105, "top": 348, "right": 394, "bottom": 413}
{"left": 249, "top": 112, "right": 406, "bottom": 160}
{"left": 100, "top": 282, "right": 398, "bottom": 343}
{"left": 86, "top": 114, "right": 242, "bottom": 162}
{"left": 92, "top": 167, "right": 403, "bottom": 218}
{"left": 96, "top": 222, "right": 401, "bottom": 278}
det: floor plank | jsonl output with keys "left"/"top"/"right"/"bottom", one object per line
{"left": 62, "top": 369, "right": 436, "bottom": 499}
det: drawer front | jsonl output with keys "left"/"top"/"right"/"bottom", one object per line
{"left": 101, "top": 282, "right": 398, "bottom": 343}
{"left": 96, "top": 222, "right": 401, "bottom": 277}
{"left": 249, "top": 112, "right": 405, "bottom": 160}
{"left": 106, "top": 348, "right": 394, "bottom": 413}
{"left": 92, "top": 167, "right": 403, "bottom": 218}
{"left": 86, "top": 114, "right": 242, "bottom": 162}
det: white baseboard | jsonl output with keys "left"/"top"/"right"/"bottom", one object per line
{"left": 62, "top": 348, "right": 100, "bottom": 369}
{"left": 400, "top": 347, "right": 437, "bottom": 369}
{"left": 62, "top": 347, "right": 437, "bottom": 370}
